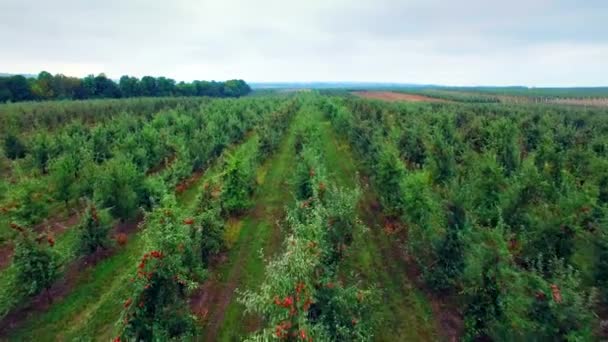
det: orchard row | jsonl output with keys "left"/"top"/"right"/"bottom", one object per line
{"left": 326, "top": 96, "right": 608, "bottom": 340}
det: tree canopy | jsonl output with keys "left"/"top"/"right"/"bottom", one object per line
{"left": 0, "top": 72, "right": 252, "bottom": 103}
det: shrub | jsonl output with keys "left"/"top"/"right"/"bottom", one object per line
{"left": 12, "top": 226, "right": 60, "bottom": 301}
{"left": 3, "top": 132, "right": 26, "bottom": 160}
{"left": 78, "top": 203, "right": 112, "bottom": 255}
{"left": 94, "top": 155, "right": 144, "bottom": 220}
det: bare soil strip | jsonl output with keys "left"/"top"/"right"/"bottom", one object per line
{"left": 352, "top": 91, "right": 448, "bottom": 103}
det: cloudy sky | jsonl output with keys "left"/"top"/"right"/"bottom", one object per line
{"left": 1, "top": 0, "right": 607, "bottom": 86}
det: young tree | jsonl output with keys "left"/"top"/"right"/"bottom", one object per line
{"left": 4, "top": 132, "right": 26, "bottom": 159}
{"left": 425, "top": 126, "right": 456, "bottom": 185}
{"left": 94, "top": 155, "right": 144, "bottom": 220}
{"left": 30, "top": 132, "right": 55, "bottom": 174}
{"left": 49, "top": 154, "right": 78, "bottom": 208}
{"left": 426, "top": 202, "right": 466, "bottom": 292}
{"left": 491, "top": 118, "right": 521, "bottom": 176}
{"left": 193, "top": 181, "right": 224, "bottom": 265}
{"left": 78, "top": 203, "right": 112, "bottom": 255}
{"left": 373, "top": 142, "right": 406, "bottom": 216}
{"left": 221, "top": 142, "right": 258, "bottom": 215}
{"left": 117, "top": 196, "right": 200, "bottom": 340}
{"left": 11, "top": 225, "right": 59, "bottom": 303}
{"left": 8, "top": 179, "right": 50, "bottom": 225}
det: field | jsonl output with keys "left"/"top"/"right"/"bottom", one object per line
{"left": 352, "top": 91, "right": 446, "bottom": 103}
{"left": 355, "top": 88, "right": 608, "bottom": 107}
{"left": 1, "top": 89, "right": 607, "bottom": 341}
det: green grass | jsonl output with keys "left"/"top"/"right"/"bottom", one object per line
{"left": 317, "top": 117, "right": 439, "bottom": 341}
{"left": 205, "top": 111, "right": 302, "bottom": 341}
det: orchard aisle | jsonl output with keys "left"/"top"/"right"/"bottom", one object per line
{"left": 316, "top": 117, "right": 441, "bottom": 341}
{"left": 195, "top": 109, "right": 303, "bottom": 341}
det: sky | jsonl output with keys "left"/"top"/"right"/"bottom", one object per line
{"left": 1, "top": 0, "right": 607, "bottom": 86}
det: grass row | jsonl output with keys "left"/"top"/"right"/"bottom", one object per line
{"left": 209, "top": 107, "right": 304, "bottom": 340}
{"left": 316, "top": 116, "right": 439, "bottom": 341}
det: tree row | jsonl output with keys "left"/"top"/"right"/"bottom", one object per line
{"left": 0, "top": 71, "right": 251, "bottom": 103}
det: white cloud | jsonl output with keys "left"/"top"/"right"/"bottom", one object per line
{"left": 0, "top": 0, "right": 606, "bottom": 86}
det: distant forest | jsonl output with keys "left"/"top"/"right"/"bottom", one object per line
{"left": 0, "top": 72, "right": 251, "bottom": 102}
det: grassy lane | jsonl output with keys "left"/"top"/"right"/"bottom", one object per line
{"left": 5, "top": 135, "right": 261, "bottom": 341}
{"left": 197, "top": 110, "right": 303, "bottom": 341}
{"left": 317, "top": 118, "right": 440, "bottom": 341}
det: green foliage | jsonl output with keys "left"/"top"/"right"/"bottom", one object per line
{"left": 596, "top": 231, "right": 608, "bottom": 304}
{"left": 221, "top": 138, "right": 260, "bottom": 215}
{"left": 49, "top": 154, "right": 78, "bottom": 207}
{"left": 397, "top": 123, "right": 427, "bottom": 168}
{"left": 2, "top": 90, "right": 607, "bottom": 340}
{"left": 400, "top": 170, "right": 438, "bottom": 228}
{"left": 330, "top": 95, "right": 608, "bottom": 340}
{"left": 117, "top": 196, "right": 199, "bottom": 340}
{"left": 193, "top": 181, "right": 224, "bottom": 265}
{"left": 259, "top": 101, "right": 299, "bottom": 156}
{"left": 0, "top": 95, "right": 294, "bottom": 336}
{"left": 425, "top": 202, "right": 466, "bottom": 292}
{"left": 197, "top": 206, "right": 224, "bottom": 266}
{"left": 461, "top": 153, "right": 506, "bottom": 227}
{"left": 425, "top": 125, "right": 456, "bottom": 184}
{"left": 30, "top": 132, "right": 55, "bottom": 174}
{"left": 461, "top": 224, "right": 515, "bottom": 339}
{"left": 524, "top": 259, "right": 596, "bottom": 340}
{"left": 373, "top": 142, "right": 406, "bottom": 216}
{"left": 7, "top": 178, "right": 50, "bottom": 225}
{"left": 490, "top": 118, "right": 521, "bottom": 175}
{"left": 400, "top": 171, "right": 446, "bottom": 277}
{"left": 78, "top": 203, "right": 112, "bottom": 255}
{"left": 94, "top": 155, "right": 144, "bottom": 220}
{"left": 241, "top": 192, "right": 376, "bottom": 341}
{"left": 140, "top": 175, "right": 169, "bottom": 211}
{"left": 0, "top": 72, "right": 251, "bottom": 103}
{"left": 0, "top": 75, "right": 32, "bottom": 102}
{"left": 4, "top": 132, "right": 27, "bottom": 159}
{"left": 12, "top": 227, "right": 60, "bottom": 298}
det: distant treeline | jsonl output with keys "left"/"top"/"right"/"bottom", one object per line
{"left": 0, "top": 71, "right": 251, "bottom": 102}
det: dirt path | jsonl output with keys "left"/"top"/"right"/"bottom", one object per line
{"left": 352, "top": 91, "right": 448, "bottom": 103}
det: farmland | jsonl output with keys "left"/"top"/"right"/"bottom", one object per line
{"left": 352, "top": 89, "right": 608, "bottom": 107}
{"left": 0, "top": 86, "right": 607, "bottom": 341}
